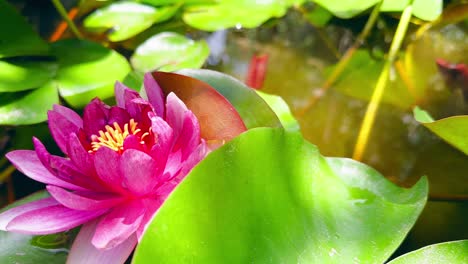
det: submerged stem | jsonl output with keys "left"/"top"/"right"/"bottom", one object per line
{"left": 297, "top": 1, "right": 382, "bottom": 117}
{"left": 352, "top": 4, "right": 413, "bottom": 161}
{"left": 50, "top": 0, "right": 82, "bottom": 39}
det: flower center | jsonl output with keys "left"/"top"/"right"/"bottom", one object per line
{"left": 89, "top": 119, "right": 149, "bottom": 153}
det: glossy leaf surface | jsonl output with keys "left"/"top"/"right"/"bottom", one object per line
{"left": 414, "top": 107, "right": 468, "bottom": 155}
{"left": 50, "top": 39, "right": 131, "bottom": 107}
{"left": 131, "top": 32, "right": 209, "bottom": 72}
{"left": 183, "top": 0, "right": 302, "bottom": 31}
{"left": 0, "top": 60, "right": 56, "bottom": 92}
{"left": 134, "top": 128, "right": 428, "bottom": 263}
{"left": 84, "top": 2, "right": 179, "bottom": 42}
{"left": 177, "top": 69, "right": 281, "bottom": 129}
{"left": 388, "top": 240, "right": 468, "bottom": 264}
{"left": 0, "top": 0, "right": 49, "bottom": 58}
{"left": 0, "top": 83, "right": 58, "bottom": 125}
{"left": 381, "top": 0, "right": 442, "bottom": 21}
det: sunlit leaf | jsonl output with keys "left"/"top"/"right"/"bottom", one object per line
{"left": 50, "top": 39, "right": 131, "bottom": 108}
{"left": 141, "top": 0, "right": 214, "bottom": 6}
{"left": 0, "top": 83, "right": 58, "bottom": 125}
{"left": 84, "top": 1, "right": 179, "bottom": 42}
{"left": 256, "top": 90, "right": 299, "bottom": 131}
{"left": 387, "top": 240, "right": 468, "bottom": 264}
{"left": 183, "top": 0, "right": 302, "bottom": 31}
{"left": 0, "top": 191, "right": 76, "bottom": 264}
{"left": 414, "top": 107, "right": 468, "bottom": 155}
{"left": 131, "top": 32, "right": 209, "bottom": 72}
{"left": 0, "top": 0, "right": 49, "bottom": 58}
{"left": 314, "top": 0, "right": 380, "bottom": 19}
{"left": 0, "top": 60, "right": 56, "bottom": 92}
{"left": 381, "top": 0, "right": 442, "bottom": 21}
{"left": 134, "top": 128, "right": 428, "bottom": 263}
{"left": 151, "top": 71, "right": 247, "bottom": 142}
{"left": 177, "top": 69, "right": 282, "bottom": 129}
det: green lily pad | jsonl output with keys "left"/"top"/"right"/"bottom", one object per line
{"left": 314, "top": 0, "right": 380, "bottom": 19}
{"left": 414, "top": 107, "right": 468, "bottom": 155}
{"left": 0, "top": 83, "right": 58, "bottom": 125}
{"left": 0, "top": 191, "right": 77, "bottom": 264}
{"left": 381, "top": 0, "right": 442, "bottom": 21}
{"left": 141, "top": 0, "right": 214, "bottom": 6}
{"left": 84, "top": 1, "right": 179, "bottom": 42}
{"left": 134, "top": 128, "right": 428, "bottom": 263}
{"left": 183, "top": 0, "right": 302, "bottom": 31}
{"left": 388, "top": 240, "right": 468, "bottom": 264}
{"left": 131, "top": 32, "right": 209, "bottom": 72}
{"left": 0, "top": 0, "right": 49, "bottom": 58}
{"left": 50, "top": 39, "right": 131, "bottom": 108}
{"left": 0, "top": 60, "right": 56, "bottom": 92}
{"left": 177, "top": 69, "right": 282, "bottom": 129}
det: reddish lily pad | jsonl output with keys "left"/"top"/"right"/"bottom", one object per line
{"left": 151, "top": 71, "right": 247, "bottom": 142}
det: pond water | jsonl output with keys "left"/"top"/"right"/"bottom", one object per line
{"left": 209, "top": 11, "right": 468, "bottom": 254}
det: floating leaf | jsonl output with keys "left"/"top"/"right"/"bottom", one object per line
{"left": 414, "top": 107, "right": 468, "bottom": 155}
{"left": 0, "top": 0, "right": 49, "bottom": 58}
{"left": 387, "top": 240, "right": 468, "bottom": 264}
{"left": 84, "top": 1, "right": 179, "bottom": 42}
{"left": 131, "top": 32, "right": 209, "bottom": 72}
{"left": 381, "top": 0, "right": 442, "bottom": 21}
{"left": 0, "top": 83, "right": 58, "bottom": 125}
{"left": 303, "top": 4, "right": 333, "bottom": 27}
{"left": 256, "top": 90, "right": 299, "bottom": 131}
{"left": 177, "top": 69, "right": 282, "bottom": 129}
{"left": 0, "top": 191, "right": 76, "bottom": 264}
{"left": 50, "top": 39, "right": 131, "bottom": 107}
{"left": 0, "top": 60, "right": 56, "bottom": 92}
{"left": 183, "top": 0, "right": 301, "bottom": 31}
{"left": 134, "top": 128, "right": 428, "bottom": 263}
{"left": 141, "top": 0, "right": 214, "bottom": 6}
{"left": 314, "top": 0, "right": 380, "bottom": 19}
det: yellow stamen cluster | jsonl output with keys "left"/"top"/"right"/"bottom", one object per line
{"left": 89, "top": 119, "right": 149, "bottom": 153}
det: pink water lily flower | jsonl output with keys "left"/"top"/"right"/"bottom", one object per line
{"left": 0, "top": 73, "right": 207, "bottom": 263}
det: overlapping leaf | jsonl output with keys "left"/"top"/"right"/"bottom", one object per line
{"left": 134, "top": 128, "right": 428, "bottom": 263}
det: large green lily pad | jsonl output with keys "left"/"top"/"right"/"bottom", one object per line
{"left": 0, "top": 83, "right": 58, "bottom": 125}
{"left": 84, "top": 1, "right": 180, "bottom": 42}
{"left": 134, "top": 128, "right": 428, "bottom": 263}
{"left": 131, "top": 32, "right": 209, "bottom": 72}
{"left": 183, "top": 0, "right": 303, "bottom": 31}
{"left": 50, "top": 39, "right": 131, "bottom": 107}
{"left": 0, "top": 60, "right": 56, "bottom": 92}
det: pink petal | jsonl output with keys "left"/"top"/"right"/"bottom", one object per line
{"left": 144, "top": 73, "right": 164, "bottom": 117}
{"left": 177, "top": 110, "right": 201, "bottom": 160}
{"left": 48, "top": 107, "right": 82, "bottom": 155}
{"left": 94, "top": 147, "right": 126, "bottom": 193}
{"left": 47, "top": 186, "right": 124, "bottom": 211}
{"left": 107, "top": 106, "right": 131, "bottom": 128}
{"left": 6, "top": 150, "right": 84, "bottom": 191}
{"left": 6, "top": 204, "right": 106, "bottom": 235}
{"left": 67, "top": 219, "right": 137, "bottom": 264}
{"left": 53, "top": 104, "right": 83, "bottom": 128}
{"left": 121, "top": 149, "right": 160, "bottom": 194}
{"left": 0, "top": 197, "right": 58, "bottom": 231}
{"left": 175, "top": 140, "right": 207, "bottom": 182}
{"left": 83, "top": 98, "right": 109, "bottom": 136}
{"left": 122, "top": 135, "right": 146, "bottom": 152}
{"left": 149, "top": 116, "right": 174, "bottom": 168}
{"left": 165, "top": 92, "right": 188, "bottom": 142}
{"left": 114, "top": 82, "right": 133, "bottom": 108}
{"left": 92, "top": 200, "right": 145, "bottom": 249}
{"left": 67, "top": 133, "right": 98, "bottom": 179}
